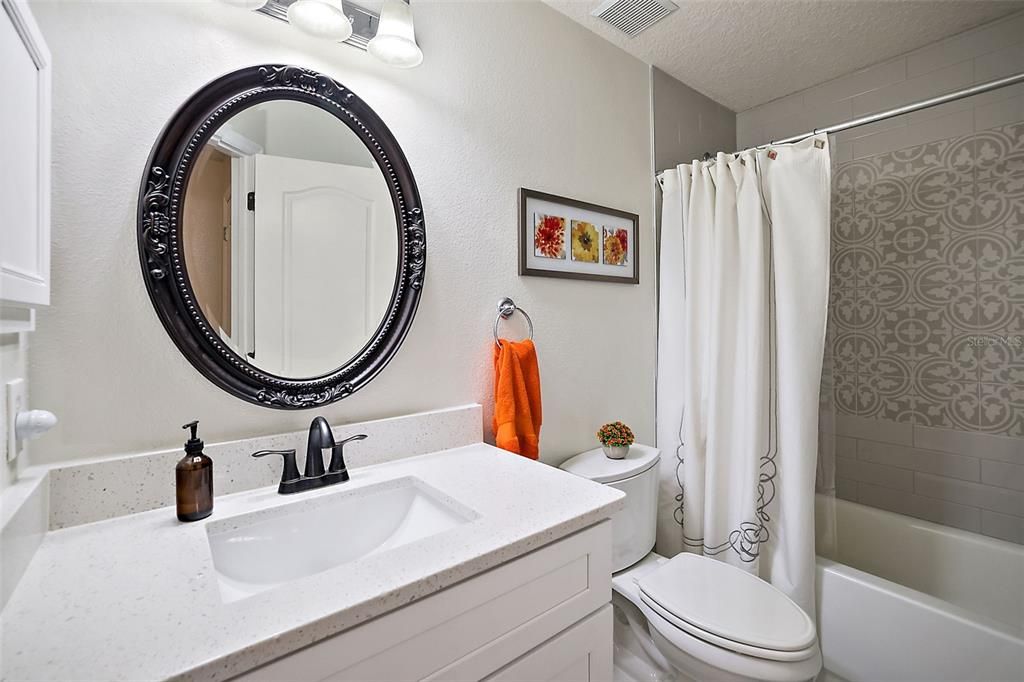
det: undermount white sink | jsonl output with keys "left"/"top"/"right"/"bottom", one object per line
{"left": 206, "top": 476, "right": 477, "bottom": 602}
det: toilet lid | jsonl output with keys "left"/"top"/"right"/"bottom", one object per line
{"left": 637, "top": 553, "right": 816, "bottom": 653}
{"left": 559, "top": 445, "right": 660, "bottom": 483}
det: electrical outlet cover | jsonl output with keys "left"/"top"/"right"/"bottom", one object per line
{"left": 6, "top": 378, "right": 26, "bottom": 462}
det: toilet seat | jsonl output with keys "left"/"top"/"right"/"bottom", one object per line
{"left": 638, "top": 591, "right": 818, "bottom": 662}
{"left": 636, "top": 553, "right": 817, "bottom": 661}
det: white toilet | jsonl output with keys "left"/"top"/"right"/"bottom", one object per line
{"left": 560, "top": 446, "right": 822, "bottom": 682}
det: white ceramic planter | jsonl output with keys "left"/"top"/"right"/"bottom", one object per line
{"left": 602, "top": 445, "right": 629, "bottom": 460}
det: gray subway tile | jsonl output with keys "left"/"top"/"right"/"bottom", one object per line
{"left": 835, "top": 436, "right": 857, "bottom": 459}
{"left": 837, "top": 457, "right": 914, "bottom": 491}
{"left": 857, "top": 482, "right": 981, "bottom": 532}
{"left": 836, "top": 477, "right": 858, "bottom": 502}
{"left": 857, "top": 440, "right": 980, "bottom": 481}
{"left": 836, "top": 415, "right": 914, "bottom": 445}
{"left": 981, "top": 459, "right": 1024, "bottom": 492}
{"left": 914, "top": 472, "right": 1024, "bottom": 516}
{"left": 980, "top": 510, "right": 1024, "bottom": 544}
{"left": 913, "top": 425, "right": 1024, "bottom": 465}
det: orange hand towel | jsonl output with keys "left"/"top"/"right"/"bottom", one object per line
{"left": 493, "top": 339, "right": 542, "bottom": 459}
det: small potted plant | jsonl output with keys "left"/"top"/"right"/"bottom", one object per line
{"left": 597, "top": 421, "right": 634, "bottom": 459}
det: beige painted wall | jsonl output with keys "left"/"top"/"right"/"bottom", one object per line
{"left": 27, "top": 0, "right": 656, "bottom": 467}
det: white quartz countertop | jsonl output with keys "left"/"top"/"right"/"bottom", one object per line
{"left": 0, "top": 444, "right": 624, "bottom": 682}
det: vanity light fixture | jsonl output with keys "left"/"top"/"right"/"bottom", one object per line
{"left": 287, "top": 0, "right": 353, "bottom": 42}
{"left": 367, "top": 0, "right": 422, "bottom": 68}
{"left": 235, "top": 0, "right": 423, "bottom": 68}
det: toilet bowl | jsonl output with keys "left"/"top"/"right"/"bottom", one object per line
{"left": 560, "top": 447, "right": 822, "bottom": 682}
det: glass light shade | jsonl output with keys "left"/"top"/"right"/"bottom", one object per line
{"left": 287, "top": 0, "right": 353, "bottom": 42}
{"left": 367, "top": 0, "right": 423, "bottom": 68}
{"left": 219, "top": 0, "right": 268, "bottom": 8}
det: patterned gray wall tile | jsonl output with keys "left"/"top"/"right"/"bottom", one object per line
{"left": 978, "top": 281, "right": 1024, "bottom": 332}
{"left": 834, "top": 372, "right": 857, "bottom": 415}
{"left": 980, "top": 383, "right": 1024, "bottom": 436}
{"left": 913, "top": 379, "right": 980, "bottom": 431}
{"left": 977, "top": 225, "right": 1024, "bottom": 282}
{"left": 832, "top": 121, "right": 1024, "bottom": 439}
{"left": 832, "top": 246, "right": 860, "bottom": 289}
{"left": 978, "top": 333, "right": 1024, "bottom": 384}
{"left": 855, "top": 374, "right": 916, "bottom": 422}
{"left": 828, "top": 120, "right": 1024, "bottom": 542}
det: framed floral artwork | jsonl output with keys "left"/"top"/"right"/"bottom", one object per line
{"left": 518, "top": 188, "right": 639, "bottom": 284}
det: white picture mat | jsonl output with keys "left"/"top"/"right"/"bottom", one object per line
{"left": 524, "top": 196, "right": 635, "bottom": 278}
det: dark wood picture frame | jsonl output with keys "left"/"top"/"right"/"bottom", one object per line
{"left": 137, "top": 65, "right": 425, "bottom": 409}
{"left": 518, "top": 188, "right": 639, "bottom": 284}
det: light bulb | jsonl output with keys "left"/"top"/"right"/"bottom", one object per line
{"left": 218, "top": 0, "right": 268, "bottom": 9}
{"left": 287, "top": 0, "right": 353, "bottom": 42}
{"left": 367, "top": 0, "right": 423, "bottom": 69}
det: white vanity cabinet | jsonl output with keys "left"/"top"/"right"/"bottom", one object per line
{"left": 0, "top": 0, "right": 50, "bottom": 315}
{"left": 236, "top": 522, "right": 614, "bottom": 682}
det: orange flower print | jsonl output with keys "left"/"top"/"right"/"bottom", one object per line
{"left": 603, "top": 227, "right": 628, "bottom": 266}
{"left": 534, "top": 214, "right": 565, "bottom": 259}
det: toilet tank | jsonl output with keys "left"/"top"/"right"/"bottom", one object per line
{"left": 560, "top": 445, "right": 660, "bottom": 572}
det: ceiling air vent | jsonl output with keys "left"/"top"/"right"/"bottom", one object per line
{"left": 591, "top": 0, "right": 678, "bottom": 37}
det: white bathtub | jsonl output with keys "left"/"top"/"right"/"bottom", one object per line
{"left": 814, "top": 496, "right": 1024, "bottom": 681}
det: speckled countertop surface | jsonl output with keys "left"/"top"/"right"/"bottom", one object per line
{"left": 0, "top": 444, "right": 624, "bottom": 682}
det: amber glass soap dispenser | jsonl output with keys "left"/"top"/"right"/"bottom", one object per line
{"left": 176, "top": 420, "right": 213, "bottom": 521}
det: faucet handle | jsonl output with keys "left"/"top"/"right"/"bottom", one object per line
{"left": 328, "top": 434, "right": 367, "bottom": 476}
{"left": 252, "top": 449, "right": 300, "bottom": 485}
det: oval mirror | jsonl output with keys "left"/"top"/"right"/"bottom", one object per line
{"left": 139, "top": 65, "right": 425, "bottom": 408}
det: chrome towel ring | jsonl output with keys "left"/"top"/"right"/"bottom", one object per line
{"left": 493, "top": 297, "right": 534, "bottom": 347}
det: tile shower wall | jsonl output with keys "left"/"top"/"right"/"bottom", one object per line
{"left": 737, "top": 11, "right": 1024, "bottom": 545}
{"left": 829, "top": 122, "right": 1024, "bottom": 544}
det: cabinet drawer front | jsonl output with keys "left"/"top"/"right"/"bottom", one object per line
{"left": 484, "top": 605, "right": 612, "bottom": 682}
{"left": 238, "top": 521, "right": 612, "bottom": 682}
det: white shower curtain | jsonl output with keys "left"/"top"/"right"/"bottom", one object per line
{"left": 655, "top": 135, "right": 831, "bottom": 614}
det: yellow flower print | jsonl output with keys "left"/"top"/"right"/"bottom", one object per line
{"left": 571, "top": 221, "right": 599, "bottom": 263}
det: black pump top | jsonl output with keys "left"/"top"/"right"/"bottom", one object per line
{"left": 182, "top": 420, "right": 204, "bottom": 454}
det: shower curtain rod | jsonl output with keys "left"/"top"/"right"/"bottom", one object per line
{"left": 656, "top": 70, "right": 1024, "bottom": 183}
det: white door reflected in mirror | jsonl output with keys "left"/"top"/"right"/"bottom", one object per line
{"left": 182, "top": 100, "right": 398, "bottom": 379}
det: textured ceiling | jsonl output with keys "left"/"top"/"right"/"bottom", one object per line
{"left": 544, "top": 1, "right": 1024, "bottom": 111}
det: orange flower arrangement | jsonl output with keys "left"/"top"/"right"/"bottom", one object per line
{"left": 597, "top": 421, "right": 634, "bottom": 448}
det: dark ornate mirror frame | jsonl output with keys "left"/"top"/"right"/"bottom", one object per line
{"left": 137, "top": 65, "right": 425, "bottom": 409}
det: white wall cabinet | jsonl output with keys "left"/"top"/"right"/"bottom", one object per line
{"left": 0, "top": 0, "right": 50, "bottom": 312}
{"left": 236, "top": 522, "right": 614, "bottom": 682}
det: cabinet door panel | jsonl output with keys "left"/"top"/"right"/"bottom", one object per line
{"left": 0, "top": 0, "right": 50, "bottom": 307}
